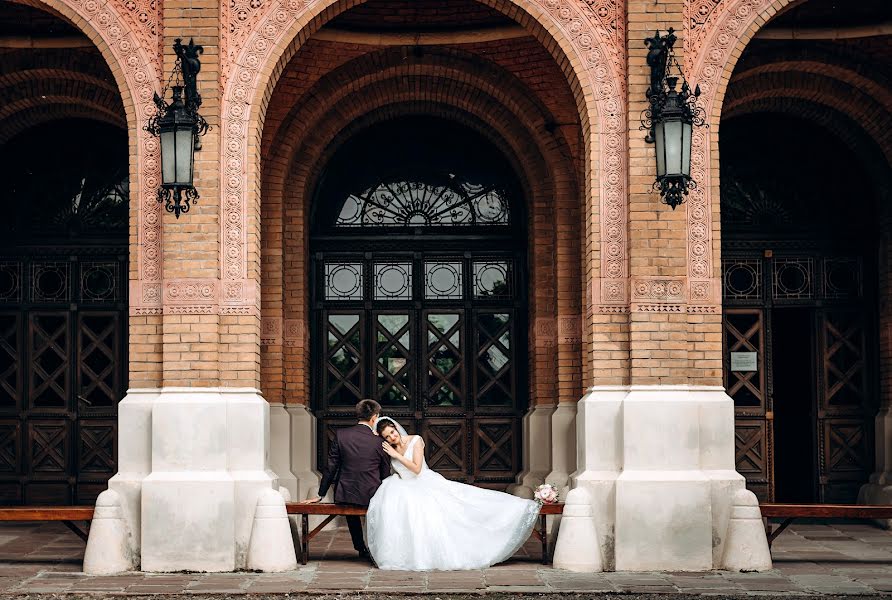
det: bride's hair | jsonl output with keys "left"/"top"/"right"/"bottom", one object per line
{"left": 376, "top": 418, "right": 397, "bottom": 437}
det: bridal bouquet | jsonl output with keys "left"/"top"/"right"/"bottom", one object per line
{"left": 533, "top": 483, "right": 560, "bottom": 505}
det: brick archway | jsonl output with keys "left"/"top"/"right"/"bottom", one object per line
{"left": 220, "top": 1, "right": 629, "bottom": 385}
{"left": 21, "top": 0, "right": 164, "bottom": 385}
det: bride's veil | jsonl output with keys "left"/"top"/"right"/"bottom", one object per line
{"left": 374, "top": 415, "right": 408, "bottom": 437}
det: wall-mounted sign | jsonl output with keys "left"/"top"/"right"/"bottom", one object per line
{"left": 730, "top": 351, "right": 758, "bottom": 372}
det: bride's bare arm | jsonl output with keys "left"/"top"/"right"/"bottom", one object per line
{"left": 382, "top": 436, "right": 425, "bottom": 475}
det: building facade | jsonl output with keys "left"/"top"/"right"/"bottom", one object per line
{"left": 0, "top": 0, "right": 889, "bottom": 573}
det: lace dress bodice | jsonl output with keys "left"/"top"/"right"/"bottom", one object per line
{"left": 391, "top": 436, "right": 426, "bottom": 479}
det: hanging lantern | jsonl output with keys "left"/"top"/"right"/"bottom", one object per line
{"left": 640, "top": 28, "right": 706, "bottom": 209}
{"left": 145, "top": 38, "right": 209, "bottom": 218}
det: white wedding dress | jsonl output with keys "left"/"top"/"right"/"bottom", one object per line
{"left": 367, "top": 435, "right": 540, "bottom": 571}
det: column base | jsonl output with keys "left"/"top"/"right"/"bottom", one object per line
{"left": 859, "top": 482, "right": 892, "bottom": 529}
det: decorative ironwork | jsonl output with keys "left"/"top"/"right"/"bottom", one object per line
{"left": 0, "top": 263, "right": 21, "bottom": 303}
{"left": 81, "top": 263, "right": 119, "bottom": 303}
{"left": 335, "top": 177, "right": 510, "bottom": 228}
{"left": 773, "top": 258, "right": 813, "bottom": 300}
{"left": 425, "top": 262, "right": 463, "bottom": 300}
{"left": 823, "top": 258, "right": 862, "bottom": 300}
{"left": 374, "top": 262, "right": 412, "bottom": 300}
{"left": 640, "top": 28, "right": 707, "bottom": 209}
{"left": 324, "top": 262, "right": 363, "bottom": 301}
{"left": 31, "top": 263, "right": 70, "bottom": 303}
{"left": 722, "top": 259, "right": 762, "bottom": 302}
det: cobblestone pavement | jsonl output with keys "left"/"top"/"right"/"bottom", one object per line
{"left": 0, "top": 521, "right": 890, "bottom": 595}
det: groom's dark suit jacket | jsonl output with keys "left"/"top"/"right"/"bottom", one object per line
{"left": 318, "top": 424, "right": 391, "bottom": 506}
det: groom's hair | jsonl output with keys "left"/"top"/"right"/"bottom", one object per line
{"left": 355, "top": 399, "right": 381, "bottom": 421}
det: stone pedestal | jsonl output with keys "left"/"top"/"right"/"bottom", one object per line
{"left": 269, "top": 402, "right": 299, "bottom": 500}
{"left": 574, "top": 385, "right": 760, "bottom": 571}
{"left": 860, "top": 405, "right": 892, "bottom": 527}
{"left": 139, "top": 388, "right": 283, "bottom": 572}
{"left": 509, "top": 403, "right": 553, "bottom": 497}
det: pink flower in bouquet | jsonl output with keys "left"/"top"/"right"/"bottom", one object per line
{"left": 534, "top": 483, "right": 559, "bottom": 504}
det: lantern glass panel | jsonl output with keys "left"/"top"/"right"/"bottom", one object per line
{"left": 654, "top": 121, "right": 666, "bottom": 177}
{"left": 174, "top": 127, "right": 194, "bottom": 185}
{"left": 663, "top": 119, "right": 683, "bottom": 176}
{"left": 160, "top": 129, "right": 177, "bottom": 185}
{"left": 682, "top": 121, "right": 692, "bottom": 176}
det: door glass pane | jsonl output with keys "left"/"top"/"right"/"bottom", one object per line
{"left": 473, "top": 260, "right": 511, "bottom": 298}
{"left": 325, "top": 262, "right": 363, "bottom": 300}
{"left": 476, "top": 312, "right": 513, "bottom": 406}
{"left": 374, "top": 262, "right": 412, "bottom": 300}
{"left": 424, "top": 261, "right": 462, "bottom": 300}
{"left": 376, "top": 314, "right": 411, "bottom": 406}
{"left": 325, "top": 313, "right": 362, "bottom": 405}
{"left": 426, "top": 313, "right": 462, "bottom": 407}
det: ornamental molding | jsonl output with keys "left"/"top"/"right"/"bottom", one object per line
{"left": 534, "top": 317, "right": 557, "bottom": 347}
{"left": 684, "top": 0, "right": 794, "bottom": 304}
{"left": 131, "top": 279, "right": 259, "bottom": 314}
{"left": 165, "top": 279, "right": 217, "bottom": 304}
{"left": 261, "top": 316, "right": 283, "bottom": 345}
{"left": 631, "top": 303, "right": 685, "bottom": 313}
{"left": 687, "top": 305, "right": 720, "bottom": 314}
{"left": 284, "top": 318, "right": 307, "bottom": 347}
{"left": 558, "top": 315, "right": 582, "bottom": 344}
{"left": 165, "top": 305, "right": 216, "bottom": 315}
{"left": 631, "top": 277, "right": 686, "bottom": 303}
{"left": 46, "top": 0, "right": 163, "bottom": 311}
{"left": 220, "top": 0, "right": 628, "bottom": 309}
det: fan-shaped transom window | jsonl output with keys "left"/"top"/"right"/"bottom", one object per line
{"left": 314, "top": 116, "right": 520, "bottom": 233}
{"left": 336, "top": 174, "right": 510, "bottom": 227}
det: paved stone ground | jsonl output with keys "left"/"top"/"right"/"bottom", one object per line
{"left": 0, "top": 521, "right": 890, "bottom": 595}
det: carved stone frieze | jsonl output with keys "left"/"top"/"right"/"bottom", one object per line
{"left": 284, "top": 319, "right": 307, "bottom": 347}
{"left": 220, "top": 0, "right": 628, "bottom": 311}
{"left": 534, "top": 317, "right": 557, "bottom": 348}
{"left": 684, "top": 0, "right": 793, "bottom": 309}
{"left": 631, "top": 277, "right": 686, "bottom": 303}
{"left": 261, "top": 316, "right": 283, "bottom": 345}
{"left": 44, "top": 0, "right": 163, "bottom": 313}
{"left": 558, "top": 315, "right": 582, "bottom": 344}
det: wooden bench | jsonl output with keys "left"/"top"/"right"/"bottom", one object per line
{"left": 759, "top": 503, "right": 892, "bottom": 548}
{"left": 286, "top": 502, "right": 564, "bottom": 565}
{"left": 0, "top": 506, "right": 94, "bottom": 542}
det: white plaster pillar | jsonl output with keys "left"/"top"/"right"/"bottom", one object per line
{"left": 287, "top": 403, "right": 321, "bottom": 500}
{"left": 571, "top": 386, "right": 625, "bottom": 571}
{"left": 509, "top": 403, "right": 553, "bottom": 497}
{"left": 858, "top": 402, "right": 892, "bottom": 519}
{"left": 140, "top": 388, "right": 282, "bottom": 572}
{"left": 545, "top": 402, "right": 577, "bottom": 494}
{"left": 106, "top": 388, "right": 158, "bottom": 566}
{"left": 269, "top": 402, "right": 299, "bottom": 499}
{"left": 572, "top": 385, "right": 759, "bottom": 571}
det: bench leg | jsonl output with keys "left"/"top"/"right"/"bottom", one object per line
{"left": 301, "top": 515, "right": 309, "bottom": 565}
{"left": 766, "top": 517, "right": 795, "bottom": 549}
{"left": 540, "top": 515, "right": 548, "bottom": 565}
{"left": 62, "top": 520, "right": 89, "bottom": 543}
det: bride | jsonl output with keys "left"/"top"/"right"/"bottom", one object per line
{"left": 366, "top": 416, "right": 540, "bottom": 571}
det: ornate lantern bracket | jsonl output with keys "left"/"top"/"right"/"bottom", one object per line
{"left": 639, "top": 28, "right": 707, "bottom": 209}
{"left": 144, "top": 38, "right": 210, "bottom": 219}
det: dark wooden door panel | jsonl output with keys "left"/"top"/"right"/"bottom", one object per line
{"left": 0, "top": 252, "right": 126, "bottom": 505}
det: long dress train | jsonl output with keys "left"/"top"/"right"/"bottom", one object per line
{"left": 367, "top": 435, "right": 540, "bottom": 571}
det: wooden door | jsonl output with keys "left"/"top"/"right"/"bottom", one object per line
{"left": 817, "top": 308, "right": 873, "bottom": 502}
{"left": 723, "top": 307, "right": 773, "bottom": 501}
{"left": 0, "top": 256, "right": 125, "bottom": 504}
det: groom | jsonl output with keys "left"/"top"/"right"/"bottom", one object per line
{"left": 306, "top": 399, "right": 390, "bottom": 560}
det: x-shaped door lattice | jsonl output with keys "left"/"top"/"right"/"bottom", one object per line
{"left": 475, "top": 313, "right": 512, "bottom": 403}
{"left": 425, "top": 313, "right": 463, "bottom": 406}
{"left": 325, "top": 315, "right": 363, "bottom": 402}
{"left": 374, "top": 314, "right": 412, "bottom": 404}
{"left": 79, "top": 315, "right": 117, "bottom": 406}
{"left": 823, "top": 315, "right": 864, "bottom": 405}
{"left": 29, "top": 315, "right": 68, "bottom": 407}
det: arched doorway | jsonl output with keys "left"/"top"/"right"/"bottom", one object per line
{"left": 310, "top": 116, "right": 528, "bottom": 487}
{"left": 0, "top": 119, "right": 128, "bottom": 505}
{"left": 721, "top": 113, "right": 880, "bottom": 503}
